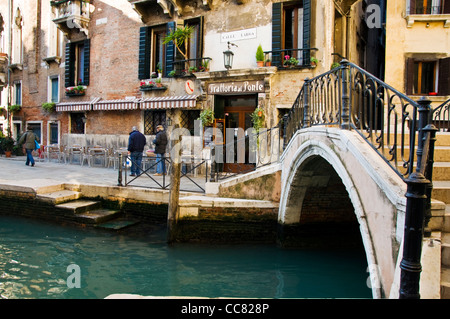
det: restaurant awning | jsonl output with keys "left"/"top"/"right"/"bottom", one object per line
{"left": 55, "top": 97, "right": 101, "bottom": 112}
{"left": 92, "top": 98, "right": 140, "bottom": 111}
{"left": 140, "top": 95, "right": 198, "bottom": 110}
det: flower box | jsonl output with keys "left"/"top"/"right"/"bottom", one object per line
{"left": 139, "top": 80, "right": 167, "bottom": 91}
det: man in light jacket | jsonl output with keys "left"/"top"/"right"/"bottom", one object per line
{"left": 18, "top": 126, "right": 39, "bottom": 167}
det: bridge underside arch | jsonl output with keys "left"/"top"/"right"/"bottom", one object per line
{"left": 278, "top": 155, "right": 362, "bottom": 249}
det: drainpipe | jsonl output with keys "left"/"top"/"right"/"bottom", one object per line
{"left": 6, "top": 0, "right": 12, "bottom": 137}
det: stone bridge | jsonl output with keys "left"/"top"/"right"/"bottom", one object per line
{"left": 278, "top": 126, "right": 407, "bottom": 299}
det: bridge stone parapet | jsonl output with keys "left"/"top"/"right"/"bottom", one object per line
{"left": 278, "top": 126, "right": 408, "bottom": 298}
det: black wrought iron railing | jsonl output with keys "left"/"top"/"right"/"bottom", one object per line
{"left": 263, "top": 48, "right": 319, "bottom": 69}
{"left": 282, "top": 59, "right": 440, "bottom": 299}
{"left": 171, "top": 57, "right": 212, "bottom": 77}
{"left": 117, "top": 153, "right": 208, "bottom": 193}
{"left": 431, "top": 98, "right": 450, "bottom": 132}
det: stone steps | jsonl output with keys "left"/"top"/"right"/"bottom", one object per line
{"left": 37, "top": 188, "right": 138, "bottom": 230}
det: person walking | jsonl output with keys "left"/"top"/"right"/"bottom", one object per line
{"left": 153, "top": 125, "right": 168, "bottom": 176}
{"left": 127, "top": 126, "right": 146, "bottom": 176}
{"left": 18, "top": 126, "right": 39, "bottom": 167}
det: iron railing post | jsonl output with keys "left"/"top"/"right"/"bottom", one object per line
{"left": 210, "top": 143, "right": 216, "bottom": 182}
{"left": 399, "top": 171, "right": 429, "bottom": 299}
{"left": 399, "top": 97, "right": 433, "bottom": 299}
{"left": 303, "top": 78, "right": 311, "bottom": 128}
{"left": 340, "top": 59, "right": 351, "bottom": 130}
{"left": 117, "top": 153, "right": 123, "bottom": 186}
{"left": 282, "top": 114, "right": 289, "bottom": 150}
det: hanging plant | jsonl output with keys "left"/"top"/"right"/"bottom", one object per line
{"left": 8, "top": 104, "right": 21, "bottom": 113}
{"left": 42, "top": 102, "right": 56, "bottom": 113}
{"left": 198, "top": 109, "right": 215, "bottom": 127}
{"left": 251, "top": 107, "right": 265, "bottom": 131}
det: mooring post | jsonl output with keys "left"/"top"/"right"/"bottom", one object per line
{"left": 167, "top": 125, "right": 182, "bottom": 244}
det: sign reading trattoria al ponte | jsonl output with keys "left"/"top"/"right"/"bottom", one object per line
{"left": 208, "top": 81, "right": 265, "bottom": 95}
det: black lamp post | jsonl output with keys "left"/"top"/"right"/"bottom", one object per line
{"left": 223, "top": 41, "right": 237, "bottom": 70}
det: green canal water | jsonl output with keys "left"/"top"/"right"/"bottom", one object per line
{"left": 0, "top": 215, "right": 373, "bottom": 299}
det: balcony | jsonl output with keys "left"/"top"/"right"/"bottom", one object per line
{"left": 263, "top": 48, "right": 319, "bottom": 70}
{"left": 405, "top": 1, "right": 450, "bottom": 27}
{"left": 50, "top": 0, "right": 90, "bottom": 36}
{"left": 0, "top": 53, "right": 7, "bottom": 86}
{"left": 128, "top": 0, "right": 211, "bottom": 21}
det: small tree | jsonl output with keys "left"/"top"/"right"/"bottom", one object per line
{"left": 163, "top": 25, "right": 195, "bottom": 71}
{"left": 256, "top": 44, "right": 264, "bottom": 62}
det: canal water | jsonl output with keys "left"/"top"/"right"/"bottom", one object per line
{"left": 0, "top": 215, "right": 372, "bottom": 299}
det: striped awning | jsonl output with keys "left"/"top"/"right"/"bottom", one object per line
{"left": 92, "top": 98, "right": 140, "bottom": 111}
{"left": 140, "top": 95, "right": 198, "bottom": 110}
{"left": 55, "top": 97, "right": 101, "bottom": 112}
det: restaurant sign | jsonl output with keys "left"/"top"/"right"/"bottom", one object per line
{"left": 208, "top": 81, "right": 265, "bottom": 95}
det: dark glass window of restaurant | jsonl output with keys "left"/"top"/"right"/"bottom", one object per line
{"left": 70, "top": 113, "right": 85, "bottom": 134}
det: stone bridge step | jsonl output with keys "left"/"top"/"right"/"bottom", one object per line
{"left": 432, "top": 182, "right": 450, "bottom": 204}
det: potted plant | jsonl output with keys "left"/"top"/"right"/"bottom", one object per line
{"left": 251, "top": 107, "right": 265, "bottom": 132}
{"left": 310, "top": 57, "right": 318, "bottom": 68}
{"left": 283, "top": 55, "right": 299, "bottom": 67}
{"left": 1, "top": 136, "right": 15, "bottom": 157}
{"left": 8, "top": 104, "right": 21, "bottom": 113}
{"left": 265, "top": 58, "right": 271, "bottom": 67}
{"left": 157, "top": 62, "right": 163, "bottom": 77}
{"left": 201, "top": 59, "right": 210, "bottom": 72}
{"left": 42, "top": 102, "right": 56, "bottom": 113}
{"left": 198, "top": 109, "right": 215, "bottom": 127}
{"left": 66, "top": 85, "right": 86, "bottom": 96}
{"left": 164, "top": 25, "right": 195, "bottom": 71}
{"left": 331, "top": 62, "right": 341, "bottom": 70}
{"left": 256, "top": 44, "right": 265, "bottom": 67}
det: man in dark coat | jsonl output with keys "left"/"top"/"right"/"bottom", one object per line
{"left": 18, "top": 126, "right": 39, "bottom": 167}
{"left": 127, "top": 126, "right": 146, "bottom": 176}
{"left": 153, "top": 125, "right": 167, "bottom": 175}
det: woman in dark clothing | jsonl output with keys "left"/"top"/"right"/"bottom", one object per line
{"left": 153, "top": 125, "right": 167, "bottom": 175}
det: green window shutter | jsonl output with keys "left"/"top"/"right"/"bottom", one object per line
{"left": 83, "top": 39, "right": 90, "bottom": 86}
{"left": 439, "top": 57, "right": 450, "bottom": 96}
{"left": 138, "top": 26, "right": 151, "bottom": 80}
{"left": 165, "top": 21, "right": 176, "bottom": 76}
{"left": 272, "top": 2, "right": 282, "bottom": 67}
{"left": 444, "top": 0, "right": 450, "bottom": 14}
{"left": 406, "top": 58, "right": 414, "bottom": 95}
{"left": 65, "top": 42, "right": 75, "bottom": 87}
{"left": 302, "top": 0, "right": 311, "bottom": 64}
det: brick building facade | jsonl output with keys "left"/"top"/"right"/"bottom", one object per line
{"left": 0, "top": 0, "right": 376, "bottom": 157}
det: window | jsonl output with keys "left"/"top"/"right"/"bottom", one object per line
{"left": 406, "top": 57, "right": 450, "bottom": 96}
{"left": 14, "top": 81, "right": 21, "bottom": 105}
{"left": 139, "top": 24, "right": 173, "bottom": 79}
{"left": 408, "top": 0, "right": 450, "bottom": 14}
{"left": 49, "top": 122, "right": 59, "bottom": 144}
{"left": 144, "top": 110, "right": 166, "bottom": 135}
{"left": 65, "top": 39, "right": 90, "bottom": 87}
{"left": 272, "top": 0, "right": 311, "bottom": 67}
{"left": 70, "top": 113, "right": 85, "bottom": 134}
{"left": 49, "top": 76, "right": 59, "bottom": 103}
{"left": 12, "top": 8, "right": 22, "bottom": 65}
{"left": 181, "top": 110, "right": 201, "bottom": 136}
{"left": 48, "top": 15, "right": 62, "bottom": 58}
{"left": 139, "top": 19, "right": 204, "bottom": 79}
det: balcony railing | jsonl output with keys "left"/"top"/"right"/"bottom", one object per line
{"left": 171, "top": 57, "right": 212, "bottom": 77}
{"left": 407, "top": 4, "right": 444, "bottom": 15}
{"left": 263, "top": 48, "right": 319, "bottom": 69}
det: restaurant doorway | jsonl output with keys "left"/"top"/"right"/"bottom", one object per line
{"left": 214, "top": 94, "right": 256, "bottom": 173}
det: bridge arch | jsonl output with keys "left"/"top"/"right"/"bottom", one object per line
{"left": 278, "top": 128, "right": 407, "bottom": 298}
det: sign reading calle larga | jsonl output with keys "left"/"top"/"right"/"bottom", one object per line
{"left": 208, "top": 81, "right": 265, "bottom": 95}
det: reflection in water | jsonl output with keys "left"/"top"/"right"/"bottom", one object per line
{"left": 0, "top": 216, "right": 372, "bottom": 299}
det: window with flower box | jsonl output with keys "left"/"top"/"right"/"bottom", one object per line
{"left": 65, "top": 39, "right": 90, "bottom": 89}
